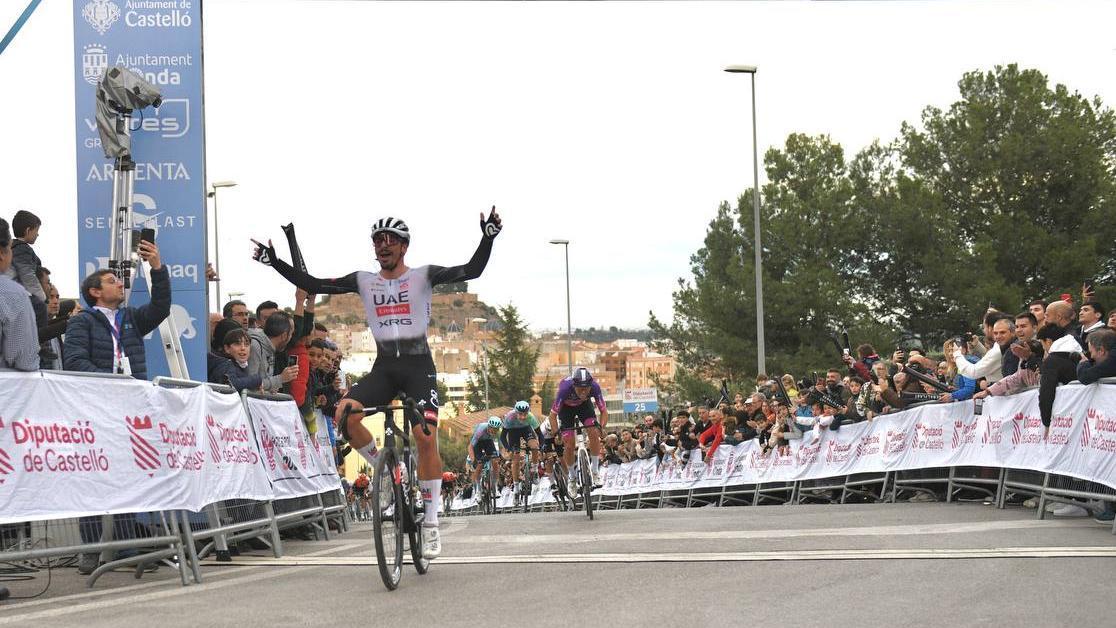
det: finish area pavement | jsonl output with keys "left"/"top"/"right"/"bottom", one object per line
{"left": 2, "top": 503, "right": 1114, "bottom": 627}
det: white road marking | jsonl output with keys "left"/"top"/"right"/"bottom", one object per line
{"left": 449, "top": 518, "right": 1097, "bottom": 544}
{"left": 191, "top": 545, "right": 1116, "bottom": 567}
{"left": 0, "top": 541, "right": 367, "bottom": 614}
{"left": 0, "top": 565, "right": 324, "bottom": 624}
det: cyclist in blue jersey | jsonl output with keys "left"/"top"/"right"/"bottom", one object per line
{"left": 468, "top": 417, "right": 503, "bottom": 495}
{"left": 547, "top": 367, "right": 607, "bottom": 488}
{"left": 252, "top": 208, "right": 502, "bottom": 558}
{"left": 501, "top": 400, "right": 541, "bottom": 497}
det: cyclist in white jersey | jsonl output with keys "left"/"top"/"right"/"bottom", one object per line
{"left": 252, "top": 208, "right": 502, "bottom": 558}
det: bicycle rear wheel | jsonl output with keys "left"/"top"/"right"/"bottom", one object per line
{"left": 578, "top": 451, "right": 594, "bottom": 520}
{"left": 405, "top": 449, "right": 429, "bottom": 575}
{"left": 372, "top": 448, "right": 403, "bottom": 590}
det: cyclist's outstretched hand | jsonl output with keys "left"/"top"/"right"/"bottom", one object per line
{"left": 480, "top": 205, "right": 502, "bottom": 239}
{"left": 251, "top": 238, "right": 277, "bottom": 266}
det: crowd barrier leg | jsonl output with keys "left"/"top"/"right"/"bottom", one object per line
{"left": 841, "top": 472, "right": 889, "bottom": 504}
{"left": 206, "top": 505, "right": 231, "bottom": 560}
{"left": 1036, "top": 473, "right": 1053, "bottom": 520}
{"left": 264, "top": 501, "right": 284, "bottom": 558}
{"left": 177, "top": 511, "right": 203, "bottom": 584}
{"left": 167, "top": 511, "right": 190, "bottom": 586}
{"left": 95, "top": 514, "right": 114, "bottom": 566}
{"left": 87, "top": 510, "right": 187, "bottom": 588}
{"left": 998, "top": 468, "right": 1045, "bottom": 509}
{"left": 946, "top": 467, "right": 1004, "bottom": 503}
{"left": 1036, "top": 473, "right": 1116, "bottom": 521}
{"left": 315, "top": 494, "right": 331, "bottom": 541}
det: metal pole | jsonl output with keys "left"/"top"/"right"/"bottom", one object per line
{"left": 213, "top": 189, "right": 221, "bottom": 310}
{"left": 750, "top": 72, "right": 766, "bottom": 375}
{"left": 564, "top": 243, "right": 573, "bottom": 373}
{"left": 482, "top": 342, "right": 490, "bottom": 410}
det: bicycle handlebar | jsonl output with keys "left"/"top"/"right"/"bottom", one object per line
{"left": 347, "top": 396, "right": 431, "bottom": 436}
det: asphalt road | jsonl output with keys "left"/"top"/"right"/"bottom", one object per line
{"left": 2, "top": 502, "right": 1115, "bottom": 627}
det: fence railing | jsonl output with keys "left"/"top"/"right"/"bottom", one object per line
{"left": 0, "top": 372, "right": 349, "bottom": 589}
{"left": 448, "top": 380, "right": 1116, "bottom": 536}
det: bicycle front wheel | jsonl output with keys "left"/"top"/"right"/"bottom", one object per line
{"left": 554, "top": 470, "right": 570, "bottom": 511}
{"left": 372, "top": 448, "right": 404, "bottom": 590}
{"left": 487, "top": 465, "right": 499, "bottom": 514}
{"left": 520, "top": 459, "right": 533, "bottom": 514}
{"left": 578, "top": 451, "right": 594, "bottom": 521}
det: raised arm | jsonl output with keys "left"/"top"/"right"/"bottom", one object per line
{"left": 428, "top": 206, "right": 503, "bottom": 286}
{"left": 252, "top": 239, "right": 359, "bottom": 295}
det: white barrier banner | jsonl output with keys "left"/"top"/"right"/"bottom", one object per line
{"left": 0, "top": 372, "right": 273, "bottom": 524}
{"left": 454, "top": 383, "right": 1116, "bottom": 509}
{"left": 245, "top": 396, "right": 339, "bottom": 499}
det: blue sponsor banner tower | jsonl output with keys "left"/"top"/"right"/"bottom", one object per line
{"left": 73, "top": 0, "right": 207, "bottom": 379}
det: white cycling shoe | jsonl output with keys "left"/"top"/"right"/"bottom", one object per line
{"left": 421, "top": 526, "right": 441, "bottom": 559}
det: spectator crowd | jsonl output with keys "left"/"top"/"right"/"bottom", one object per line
{"left": 577, "top": 293, "right": 1116, "bottom": 520}
{"left": 0, "top": 209, "right": 360, "bottom": 571}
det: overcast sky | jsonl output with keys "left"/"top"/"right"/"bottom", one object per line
{"left": 2, "top": 0, "right": 1114, "bottom": 331}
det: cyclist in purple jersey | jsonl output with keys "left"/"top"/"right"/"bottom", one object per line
{"left": 252, "top": 207, "right": 502, "bottom": 558}
{"left": 547, "top": 367, "right": 607, "bottom": 488}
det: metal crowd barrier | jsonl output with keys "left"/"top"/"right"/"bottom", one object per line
{"left": 0, "top": 374, "right": 351, "bottom": 594}
{"left": 449, "top": 468, "right": 1116, "bottom": 536}
{"left": 0, "top": 372, "right": 193, "bottom": 588}
{"left": 451, "top": 379, "right": 1116, "bottom": 536}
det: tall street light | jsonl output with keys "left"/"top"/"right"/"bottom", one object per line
{"left": 470, "top": 317, "right": 491, "bottom": 409}
{"left": 724, "top": 64, "right": 766, "bottom": 375}
{"left": 207, "top": 180, "right": 237, "bottom": 311}
{"left": 549, "top": 239, "right": 573, "bottom": 374}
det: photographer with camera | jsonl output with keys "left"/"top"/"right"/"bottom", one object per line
{"left": 952, "top": 316, "right": 1014, "bottom": 385}
{"left": 842, "top": 343, "right": 880, "bottom": 382}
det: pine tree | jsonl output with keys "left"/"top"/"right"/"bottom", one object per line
{"left": 467, "top": 304, "right": 540, "bottom": 411}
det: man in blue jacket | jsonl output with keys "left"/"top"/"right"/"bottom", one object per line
{"left": 63, "top": 239, "right": 170, "bottom": 380}
{"left": 62, "top": 238, "right": 169, "bottom": 575}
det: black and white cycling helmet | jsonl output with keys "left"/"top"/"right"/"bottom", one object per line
{"left": 370, "top": 217, "right": 411, "bottom": 242}
{"left": 571, "top": 367, "right": 593, "bottom": 387}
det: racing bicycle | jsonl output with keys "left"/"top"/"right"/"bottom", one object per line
{"left": 566, "top": 424, "right": 599, "bottom": 520}
{"left": 476, "top": 453, "right": 501, "bottom": 515}
{"left": 350, "top": 397, "right": 429, "bottom": 591}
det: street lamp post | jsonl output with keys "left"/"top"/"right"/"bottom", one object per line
{"left": 471, "top": 317, "right": 490, "bottom": 410}
{"left": 723, "top": 64, "right": 766, "bottom": 375}
{"left": 549, "top": 239, "right": 573, "bottom": 374}
{"left": 207, "top": 180, "right": 237, "bottom": 311}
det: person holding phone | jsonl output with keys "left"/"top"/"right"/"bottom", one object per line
{"left": 64, "top": 235, "right": 169, "bottom": 380}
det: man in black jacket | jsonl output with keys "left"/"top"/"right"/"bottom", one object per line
{"left": 63, "top": 239, "right": 170, "bottom": 380}
{"left": 1037, "top": 323, "right": 1080, "bottom": 433}
{"left": 1077, "top": 301, "right": 1107, "bottom": 359}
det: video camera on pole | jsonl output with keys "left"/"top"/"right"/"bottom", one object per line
{"left": 94, "top": 66, "right": 188, "bottom": 378}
